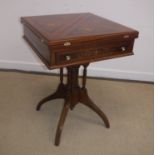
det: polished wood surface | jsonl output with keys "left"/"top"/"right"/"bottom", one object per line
{"left": 21, "top": 13, "right": 139, "bottom": 146}
{"left": 21, "top": 13, "right": 138, "bottom": 69}
{"left": 36, "top": 64, "right": 110, "bottom": 146}
{"left": 21, "top": 13, "right": 138, "bottom": 43}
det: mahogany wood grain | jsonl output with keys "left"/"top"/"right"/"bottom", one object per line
{"left": 21, "top": 13, "right": 138, "bottom": 69}
{"left": 21, "top": 13, "right": 139, "bottom": 146}
{"left": 36, "top": 64, "right": 110, "bottom": 146}
{"left": 21, "top": 13, "right": 138, "bottom": 43}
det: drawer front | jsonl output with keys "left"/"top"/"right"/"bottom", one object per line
{"left": 55, "top": 41, "right": 134, "bottom": 65}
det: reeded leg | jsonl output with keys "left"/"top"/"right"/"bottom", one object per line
{"left": 55, "top": 102, "right": 70, "bottom": 146}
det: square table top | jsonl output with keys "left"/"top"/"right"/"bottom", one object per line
{"left": 21, "top": 13, "right": 138, "bottom": 44}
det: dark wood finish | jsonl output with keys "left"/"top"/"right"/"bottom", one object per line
{"left": 21, "top": 13, "right": 138, "bottom": 69}
{"left": 36, "top": 64, "right": 110, "bottom": 146}
{"left": 23, "top": 26, "right": 51, "bottom": 66}
{"left": 21, "top": 13, "right": 138, "bottom": 42}
{"left": 21, "top": 13, "right": 139, "bottom": 146}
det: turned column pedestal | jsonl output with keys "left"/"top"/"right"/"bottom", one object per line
{"left": 36, "top": 64, "right": 110, "bottom": 146}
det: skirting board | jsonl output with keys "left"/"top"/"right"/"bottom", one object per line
{"left": 0, "top": 60, "right": 153, "bottom": 82}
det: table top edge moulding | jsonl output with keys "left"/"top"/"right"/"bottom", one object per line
{"left": 21, "top": 12, "right": 139, "bottom": 146}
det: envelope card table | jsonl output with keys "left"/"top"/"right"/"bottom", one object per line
{"left": 21, "top": 13, "right": 138, "bottom": 146}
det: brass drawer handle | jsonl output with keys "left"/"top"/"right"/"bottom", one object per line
{"left": 64, "top": 42, "right": 71, "bottom": 47}
{"left": 65, "top": 55, "right": 71, "bottom": 61}
{"left": 121, "top": 46, "right": 126, "bottom": 51}
{"left": 123, "top": 35, "right": 129, "bottom": 39}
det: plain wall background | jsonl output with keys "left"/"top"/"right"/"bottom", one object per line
{"left": 0, "top": 0, "right": 153, "bottom": 81}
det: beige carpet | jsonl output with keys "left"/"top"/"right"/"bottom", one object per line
{"left": 0, "top": 71, "right": 153, "bottom": 155}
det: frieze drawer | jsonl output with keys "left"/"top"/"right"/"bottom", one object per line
{"left": 55, "top": 42, "right": 133, "bottom": 65}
